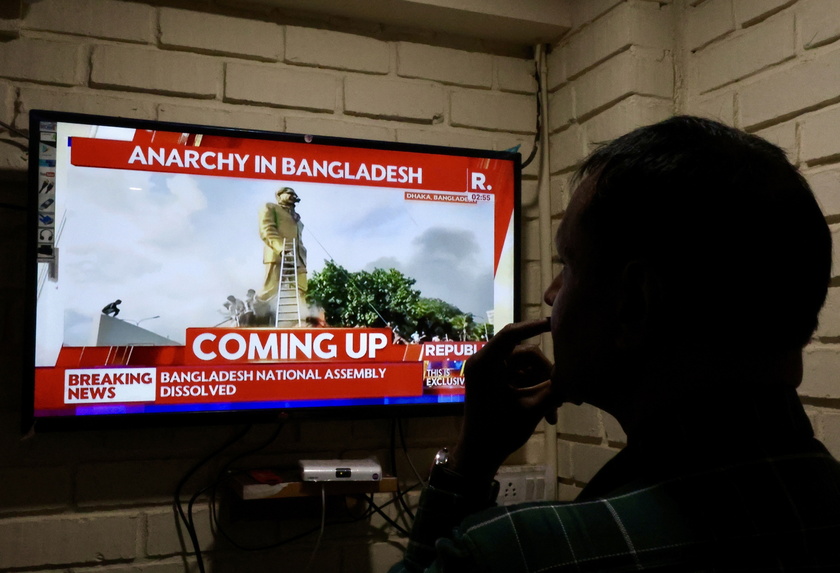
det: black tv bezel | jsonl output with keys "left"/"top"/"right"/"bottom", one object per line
{"left": 23, "top": 109, "right": 522, "bottom": 432}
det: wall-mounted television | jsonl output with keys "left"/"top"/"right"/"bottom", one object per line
{"left": 25, "top": 110, "right": 520, "bottom": 430}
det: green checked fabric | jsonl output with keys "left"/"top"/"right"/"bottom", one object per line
{"left": 391, "top": 388, "right": 840, "bottom": 572}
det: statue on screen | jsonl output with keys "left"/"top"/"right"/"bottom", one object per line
{"left": 257, "top": 187, "right": 308, "bottom": 324}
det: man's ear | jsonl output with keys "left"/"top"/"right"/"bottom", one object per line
{"left": 615, "top": 260, "right": 661, "bottom": 348}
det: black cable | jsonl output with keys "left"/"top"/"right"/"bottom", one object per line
{"left": 521, "top": 55, "right": 543, "bottom": 170}
{"left": 0, "top": 119, "right": 28, "bottom": 140}
{"left": 362, "top": 493, "right": 411, "bottom": 537}
{"left": 207, "top": 420, "right": 287, "bottom": 539}
{"left": 173, "top": 424, "right": 252, "bottom": 573}
{"left": 390, "top": 418, "right": 421, "bottom": 523}
{"left": 397, "top": 418, "right": 426, "bottom": 487}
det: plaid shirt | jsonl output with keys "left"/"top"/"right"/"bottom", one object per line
{"left": 391, "top": 389, "right": 840, "bottom": 572}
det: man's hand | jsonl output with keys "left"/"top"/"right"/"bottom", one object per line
{"left": 450, "top": 318, "right": 557, "bottom": 483}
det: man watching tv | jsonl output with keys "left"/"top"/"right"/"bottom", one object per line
{"left": 392, "top": 116, "right": 840, "bottom": 572}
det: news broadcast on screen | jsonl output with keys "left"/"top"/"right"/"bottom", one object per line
{"left": 27, "top": 111, "right": 521, "bottom": 427}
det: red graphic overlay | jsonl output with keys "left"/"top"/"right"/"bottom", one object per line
{"left": 68, "top": 132, "right": 516, "bottom": 273}
{"left": 421, "top": 341, "right": 485, "bottom": 396}
{"left": 69, "top": 136, "right": 511, "bottom": 195}
{"left": 156, "top": 362, "right": 421, "bottom": 404}
{"left": 184, "top": 328, "right": 415, "bottom": 365}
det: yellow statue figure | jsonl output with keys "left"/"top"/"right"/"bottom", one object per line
{"left": 257, "top": 187, "right": 307, "bottom": 307}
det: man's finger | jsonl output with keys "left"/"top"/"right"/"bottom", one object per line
{"left": 480, "top": 318, "right": 551, "bottom": 355}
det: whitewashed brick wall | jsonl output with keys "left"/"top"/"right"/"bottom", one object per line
{"left": 546, "top": 0, "right": 840, "bottom": 502}
{"left": 681, "top": 0, "right": 840, "bottom": 463}
{"left": 544, "top": 0, "right": 674, "bottom": 500}
{"left": 3, "top": 0, "right": 840, "bottom": 569}
{"left": 0, "top": 0, "right": 534, "bottom": 571}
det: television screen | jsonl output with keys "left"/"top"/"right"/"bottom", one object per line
{"left": 25, "top": 110, "right": 520, "bottom": 430}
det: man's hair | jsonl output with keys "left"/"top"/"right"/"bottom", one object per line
{"left": 575, "top": 116, "right": 831, "bottom": 351}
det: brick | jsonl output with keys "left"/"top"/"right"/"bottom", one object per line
{"left": 557, "top": 439, "right": 573, "bottom": 479}
{"left": 226, "top": 62, "right": 336, "bottom": 112}
{"left": 0, "top": 138, "right": 27, "bottom": 172}
{"left": 286, "top": 115, "right": 394, "bottom": 141}
{"left": 575, "top": 47, "right": 673, "bottom": 119}
{"left": 692, "top": 12, "right": 794, "bottom": 93}
{"left": 549, "top": 124, "right": 586, "bottom": 173}
{"left": 396, "top": 128, "right": 493, "bottom": 150}
{"left": 548, "top": 84, "right": 574, "bottom": 132}
{"left": 546, "top": 46, "right": 566, "bottom": 91}
{"left": 504, "top": 433, "right": 547, "bottom": 466}
{"left": 800, "top": 105, "right": 840, "bottom": 164}
{"left": 801, "top": 343, "right": 840, "bottom": 398}
{"left": 557, "top": 403, "right": 602, "bottom": 438}
{"left": 0, "top": 206, "right": 25, "bottom": 285}
{"left": 740, "top": 47, "right": 840, "bottom": 129}
{"left": 18, "top": 87, "right": 156, "bottom": 129}
{"left": 565, "top": 1, "right": 672, "bottom": 79}
{"left": 686, "top": 0, "right": 735, "bottom": 51}
{"left": 0, "top": 466, "right": 71, "bottom": 514}
{"left": 571, "top": 442, "right": 617, "bottom": 483}
{"left": 145, "top": 506, "right": 214, "bottom": 557}
{"left": 582, "top": 95, "right": 672, "bottom": 151}
{"left": 345, "top": 76, "right": 442, "bottom": 123}
{"left": 805, "top": 166, "right": 840, "bottom": 217}
{"left": 521, "top": 180, "right": 539, "bottom": 212}
{"left": 0, "top": 512, "right": 138, "bottom": 569}
{"left": 403, "top": 416, "right": 461, "bottom": 445}
{"left": 0, "top": 38, "right": 83, "bottom": 86}
{"left": 397, "top": 42, "right": 492, "bottom": 88}
{"left": 368, "top": 540, "right": 408, "bottom": 573}
{"left": 799, "top": 0, "right": 840, "bottom": 49}
{"left": 523, "top": 303, "right": 545, "bottom": 322}
{"left": 297, "top": 419, "right": 355, "bottom": 445}
{"left": 833, "top": 223, "right": 840, "bottom": 278}
{"left": 523, "top": 218, "right": 541, "bottom": 262}
{"left": 0, "top": 82, "right": 13, "bottom": 125}
{"left": 160, "top": 8, "right": 282, "bottom": 61}
{"left": 496, "top": 56, "right": 536, "bottom": 94}
{"left": 286, "top": 26, "right": 388, "bottom": 73}
{"left": 819, "top": 411, "right": 840, "bottom": 459}
{"left": 524, "top": 261, "right": 544, "bottom": 306}
{"left": 557, "top": 482, "right": 582, "bottom": 502}
{"left": 493, "top": 134, "right": 539, "bottom": 178}
{"left": 0, "top": 16, "right": 20, "bottom": 39}
{"left": 73, "top": 560, "right": 196, "bottom": 573}
{"left": 563, "top": 0, "right": 624, "bottom": 29}
{"left": 815, "top": 287, "right": 840, "bottom": 338}
{"left": 25, "top": 0, "right": 153, "bottom": 43}
{"left": 735, "top": 0, "right": 795, "bottom": 27}
{"left": 550, "top": 172, "right": 574, "bottom": 216}
{"left": 755, "top": 120, "right": 797, "bottom": 162}
{"left": 689, "top": 90, "right": 735, "bottom": 125}
{"left": 602, "top": 412, "right": 627, "bottom": 444}
{"left": 158, "top": 102, "right": 283, "bottom": 132}
{"left": 91, "top": 45, "right": 219, "bottom": 98}
{"left": 76, "top": 460, "right": 192, "bottom": 507}
{"left": 451, "top": 90, "right": 535, "bottom": 133}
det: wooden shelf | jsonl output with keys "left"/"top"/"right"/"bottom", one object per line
{"left": 233, "top": 469, "right": 398, "bottom": 500}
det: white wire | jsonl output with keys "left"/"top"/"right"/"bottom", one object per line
{"left": 304, "top": 484, "right": 327, "bottom": 573}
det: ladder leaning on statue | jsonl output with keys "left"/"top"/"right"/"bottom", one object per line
{"left": 275, "top": 238, "right": 303, "bottom": 327}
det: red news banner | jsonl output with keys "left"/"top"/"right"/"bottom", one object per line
{"left": 68, "top": 133, "right": 516, "bottom": 273}
{"left": 35, "top": 328, "right": 485, "bottom": 409}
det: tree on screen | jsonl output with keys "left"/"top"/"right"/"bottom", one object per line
{"left": 307, "top": 261, "right": 420, "bottom": 334}
{"left": 308, "top": 261, "right": 491, "bottom": 341}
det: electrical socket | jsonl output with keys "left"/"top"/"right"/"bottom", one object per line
{"left": 495, "top": 465, "right": 547, "bottom": 506}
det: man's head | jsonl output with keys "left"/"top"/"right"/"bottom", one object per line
{"left": 275, "top": 187, "right": 300, "bottom": 208}
{"left": 546, "top": 116, "right": 831, "bottom": 408}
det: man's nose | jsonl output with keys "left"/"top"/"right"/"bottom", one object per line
{"left": 544, "top": 275, "right": 561, "bottom": 306}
